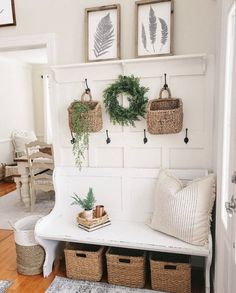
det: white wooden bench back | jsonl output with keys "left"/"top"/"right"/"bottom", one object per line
{"left": 53, "top": 167, "right": 208, "bottom": 222}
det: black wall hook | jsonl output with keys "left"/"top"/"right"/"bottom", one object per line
{"left": 143, "top": 129, "right": 148, "bottom": 144}
{"left": 70, "top": 131, "right": 75, "bottom": 144}
{"left": 164, "top": 73, "right": 168, "bottom": 89}
{"left": 85, "top": 78, "right": 90, "bottom": 93}
{"left": 106, "top": 130, "right": 111, "bottom": 144}
{"left": 184, "top": 128, "right": 189, "bottom": 144}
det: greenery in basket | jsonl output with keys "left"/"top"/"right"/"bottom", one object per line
{"left": 71, "top": 101, "right": 90, "bottom": 169}
{"left": 71, "top": 187, "right": 96, "bottom": 211}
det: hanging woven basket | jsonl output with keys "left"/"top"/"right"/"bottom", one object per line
{"left": 147, "top": 87, "right": 183, "bottom": 135}
{"left": 68, "top": 91, "right": 103, "bottom": 133}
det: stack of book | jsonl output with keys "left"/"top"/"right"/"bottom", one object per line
{"left": 77, "top": 211, "right": 111, "bottom": 232}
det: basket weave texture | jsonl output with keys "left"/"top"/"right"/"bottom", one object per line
{"left": 147, "top": 87, "right": 183, "bottom": 134}
{"left": 68, "top": 91, "right": 103, "bottom": 133}
{"left": 77, "top": 211, "right": 109, "bottom": 228}
{"left": 16, "top": 244, "right": 45, "bottom": 275}
{"left": 150, "top": 252, "right": 191, "bottom": 293}
{"left": 106, "top": 247, "right": 146, "bottom": 288}
{"left": 64, "top": 243, "right": 105, "bottom": 281}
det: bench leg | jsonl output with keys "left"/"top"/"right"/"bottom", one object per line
{"left": 205, "top": 235, "right": 213, "bottom": 293}
{"left": 35, "top": 236, "right": 60, "bottom": 277}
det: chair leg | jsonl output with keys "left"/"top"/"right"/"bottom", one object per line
{"left": 30, "top": 185, "right": 36, "bottom": 212}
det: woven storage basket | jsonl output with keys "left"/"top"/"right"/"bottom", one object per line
{"left": 64, "top": 243, "right": 105, "bottom": 281}
{"left": 106, "top": 247, "right": 146, "bottom": 288}
{"left": 150, "top": 252, "right": 191, "bottom": 293}
{"left": 14, "top": 215, "right": 45, "bottom": 275}
{"left": 68, "top": 91, "right": 103, "bottom": 133}
{"left": 147, "top": 87, "right": 183, "bottom": 134}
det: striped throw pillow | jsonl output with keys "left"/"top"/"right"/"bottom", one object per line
{"left": 150, "top": 169, "right": 215, "bottom": 246}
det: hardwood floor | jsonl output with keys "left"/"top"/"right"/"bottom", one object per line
{"left": 0, "top": 230, "right": 205, "bottom": 293}
{"left": 0, "top": 181, "right": 16, "bottom": 197}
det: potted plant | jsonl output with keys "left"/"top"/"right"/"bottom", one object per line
{"left": 71, "top": 187, "right": 96, "bottom": 220}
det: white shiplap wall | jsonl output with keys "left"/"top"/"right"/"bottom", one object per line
{"left": 50, "top": 54, "right": 214, "bottom": 170}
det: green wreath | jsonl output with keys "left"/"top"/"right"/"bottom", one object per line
{"left": 103, "top": 75, "right": 149, "bottom": 126}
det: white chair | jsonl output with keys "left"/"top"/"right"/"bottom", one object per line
{"left": 25, "top": 140, "right": 54, "bottom": 211}
{"left": 12, "top": 129, "right": 37, "bottom": 158}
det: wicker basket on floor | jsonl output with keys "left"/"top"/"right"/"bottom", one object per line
{"left": 106, "top": 247, "right": 146, "bottom": 288}
{"left": 64, "top": 243, "right": 105, "bottom": 281}
{"left": 16, "top": 244, "right": 45, "bottom": 275}
{"left": 147, "top": 87, "right": 183, "bottom": 135}
{"left": 150, "top": 252, "right": 191, "bottom": 293}
{"left": 68, "top": 91, "right": 103, "bottom": 133}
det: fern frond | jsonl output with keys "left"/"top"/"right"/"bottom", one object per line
{"left": 93, "top": 13, "right": 115, "bottom": 58}
{"left": 149, "top": 6, "right": 157, "bottom": 52}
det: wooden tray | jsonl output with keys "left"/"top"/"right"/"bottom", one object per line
{"left": 77, "top": 211, "right": 109, "bottom": 228}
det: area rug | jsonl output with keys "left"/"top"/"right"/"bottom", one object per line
{"left": 46, "top": 276, "right": 162, "bottom": 293}
{"left": 0, "top": 190, "right": 54, "bottom": 229}
{"left": 0, "top": 280, "right": 12, "bottom": 293}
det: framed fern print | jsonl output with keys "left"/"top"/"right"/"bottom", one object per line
{"left": 85, "top": 5, "right": 120, "bottom": 62}
{"left": 135, "top": 0, "right": 173, "bottom": 57}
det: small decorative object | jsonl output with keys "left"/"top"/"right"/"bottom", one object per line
{"left": 77, "top": 210, "right": 111, "bottom": 232}
{"left": 95, "top": 205, "right": 104, "bottom": 218}
{"left": 0, "top": 0, "right": 16, "bottom": 27}
{"left": 85, "top": 4, "right": 120, "bottom": 62}
{"left": 103, "top": 75, "right": 149, "bottom": 126}
{"left": 147, "top": 73, "right": 183, "bottom": 134}
{"left": 135, "top": 0, "right": 173, "bottom": 57}
{"left": 68, "top": 81, "right": 103, "bottom": 169}
{"left": 184, "top": 128, "right": 189, "bottom": 144}
{"left": 71, "top": 187, "right": 96, "bottom": 220}
{"left": 143, "top": 129, "right": 148, "bottom": 144}
{"left": 106, "top": 130, "right": 111, "bottom": 144}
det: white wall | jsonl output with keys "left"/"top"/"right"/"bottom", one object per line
{"left": 0, "top": 0, "right": 217, "bottom": 64}
{"left": 0, "top": 57, "right": 34, "bottom": 163}
{"left": 52, "top": 55, "right": 214, "bottom": 170}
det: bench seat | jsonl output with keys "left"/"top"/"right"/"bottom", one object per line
{"left": 36, "top": 215, "right": 210, "bottom": 257}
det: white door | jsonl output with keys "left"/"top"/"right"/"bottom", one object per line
{"left": 216, "top": 2, "right": 236, "bottom": 293}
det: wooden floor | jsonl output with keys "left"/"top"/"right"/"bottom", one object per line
{"left": 0, "top": 181, "right": 16, "bottom": 197}
{"left": 0, "top": 230, "right": 205, "bottom": 293}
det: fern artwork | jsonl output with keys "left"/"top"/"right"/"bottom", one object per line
{"left": 86, "top": 5, "right": 120, "bottom": 62}
{"left": 137, "top": 0, "right": 172, "bottom": 57}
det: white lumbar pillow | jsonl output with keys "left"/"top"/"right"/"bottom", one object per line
{"left": 150, "top": 169, "right": 215, "bottom": 246}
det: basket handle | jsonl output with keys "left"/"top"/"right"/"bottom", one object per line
{"left": 164, "top": 264, "right": 177, "bottom": 270}
{"left": 119, "top": 258, "right": 131, "bottom": 264}
{"left": 76, "top": 252, "right": 87, "bottom": 258}
{"left": 159, "top": 87, "right": 172, "bottom": 99}
{"left": 81, "top": 91, "right": 92, "bottom": 102}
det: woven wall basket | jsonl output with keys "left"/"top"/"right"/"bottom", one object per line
{"left": 68, "top": 91, "right": 103, "bottom": 133}
{"left": 147, "top": 87, "right": 183, "bottom": 135}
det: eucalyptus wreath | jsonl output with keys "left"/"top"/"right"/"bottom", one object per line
{"left": 103, "top": 75, "right": 149, "bottom": 126}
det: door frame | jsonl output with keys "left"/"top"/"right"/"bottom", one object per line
{"left": 0, "top": 33, "right": 56, "bottom": 65}
{"left": 215, "top": 0, "right": 236, "bottom": 292}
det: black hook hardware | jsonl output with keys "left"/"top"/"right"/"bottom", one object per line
{"left": 106, "top": 130, "right": 111, "bottom": 144}
{"left": 70, "top": 131, "right": 75, "bottom": 144}
{"left": 143, "top": 129, "right": 148, "bottom": 144}
{"left": 184, "top": 128, "right": 189, "bottom": 144}
{"left": 85, "top": 78, "right": 90, "bottom": 94}
{"left": 164, "top": 73, "right": 168, "bottom": 89}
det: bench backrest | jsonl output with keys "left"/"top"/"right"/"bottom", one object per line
{"left": 53, "top": 167, "right": 208, "bottom": 222}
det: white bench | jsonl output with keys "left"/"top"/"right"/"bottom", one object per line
{"left": 35, "top": 167, "right": 212, "bottom": 293}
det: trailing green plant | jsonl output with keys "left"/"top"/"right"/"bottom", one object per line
{"left": 71, "top": 101, "right": 90, "bottom": 169}
{"left": 103, "top": 75, "right": 149, "bottom": 127}
{"left": 71, "top": 187, "right": 96, "bottom": 211}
